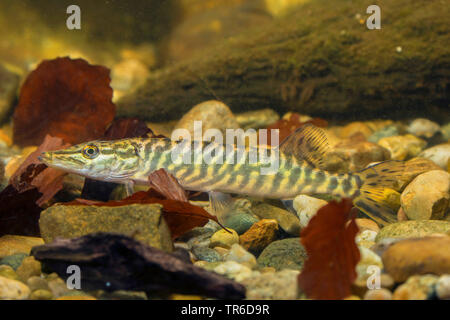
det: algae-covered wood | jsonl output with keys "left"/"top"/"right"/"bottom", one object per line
{"left": 117, "top": 0, "right": 450, "bottom": 123}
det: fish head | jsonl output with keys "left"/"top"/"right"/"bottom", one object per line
{"left": 38, "top": 139, "right": 142, "bottom": 182}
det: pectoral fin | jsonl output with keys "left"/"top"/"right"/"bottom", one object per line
{"left": 208, "top": 191, "right": 234, "bottom": 223}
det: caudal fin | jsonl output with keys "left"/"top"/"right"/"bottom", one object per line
{"left": 353, "top": 160, "right": 433, "bottom": 225}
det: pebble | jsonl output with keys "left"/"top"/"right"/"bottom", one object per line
{"left": 239, "top": 219, "right": 278, "bottom": 254}
{"left": 393, "top": 274, "right": 438, "bottom": 300}
{"left": 27, "top": 276, "right": 49, "bottom": 291}
{"left": 213, "top": 246, "right": 229, "bottom": 257}
{"left": 16, "top": 256, "right": 42, "bottom": 282}
{"left": 30, "top": 289, "right": 53, "bottom": 300}
{"left": 241, "top": 269, "right": 300, "bottom": 300}
{"left": 323, "top": 136, "right": 390, "bottom": 173}
{"left": 257, "top": 238, "right": 307, "bottom": 271}
{"left": 0, "top": 275, "right": 30, "bottom": 300}
{"left": 377, "top": 134, "right": 427, "bottom": 160}
{"left": 356, "top": 246, "right": 383, "bottom": 283}
{"left": 363, "top": 288, "right": 393, "bottom": 300}
{"left": 251, "top": 203, "right": 301, "bottom": 236}
{"left": 368, "top": 125, "right": 399, "bottom": 143}
{"left": 400, "top": 170, "right": 449, "bottom": 220}
{"left": 376, "top": 220, "right": 450, "bottom": 241}
{"left": 355, "top": 230, "right": 378, "bottom": 244}
{"left": 293, "top": 195, "right": 327, "bottom": 228}
{"left": 224, "top": 244, "right": 257, "bottom": 269}
{"left": 407, "top": 118, "right": 440, "bottom": 138}
{"left": 48, "top": 277, "right": 74, "bottom": 298}
{"left": 0, "top": 265, "right": 18, "bottom": 280}
{"left": 418, "top": 143, "right": 450, "bottom": 169}
{"left": 209, "top": 229, "right": 239, "bottom": 249}
{"left": 340, "top": 122, "right": 374, "bottom": 139}
{"left": 355, "top": 218, "right": 380, "bottom": 233}
{"left": 436, "top": 275, "right": 450, "bottom": 300}
{"left": 173, "top": 100, "right": 239, "bottom": 138}
{"left": 0, "top": 253, "right": 29, "bottom": 270}
{"left": 224, "top": 212, "right": 259, "bottom": 235}
{"left": 235, "top": 108, "right": 279, "bottom": 130}
{"left": 192, "top": 246, "right": 222, "bottom": 263}
{"left": 382, "top": 236, "right": 450, "bottom": 282}
{"left": 440, "top": 123, "right": 450, "bottom": 141}
{"left": 0, "top": 235, "right": 44, "bottom": 259}
{"left": 213, "top": 261, "right": 256, "bottom": 282}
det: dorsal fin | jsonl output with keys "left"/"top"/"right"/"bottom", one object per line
{"left": 279, "top": 124, "right": 330, "bottom": 170}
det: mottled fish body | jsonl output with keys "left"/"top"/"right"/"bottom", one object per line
{"left": 39, "top": 125, "right": 429, "bottom": 225}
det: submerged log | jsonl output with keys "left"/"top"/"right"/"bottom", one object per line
{"left": 117, "top": 0, "right": 449, "bottom": 123}
{"left": 31, "top": 233, "right": 245, "bottom": 299}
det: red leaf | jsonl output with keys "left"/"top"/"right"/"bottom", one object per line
{"left": 10, "top": 135, "right": 69, "bottom": 206}
{"left": 0, "top": 135, "right": 70, "bottom": 236}
{"left": 13, "top": 57, "right": 116, "bottom": 146}
{"left": 264, "top": 113, "right": 328, "bottom": 145}
{"left": 298, "top": 198, "right": 360, "bottom": 300}
{"left": 103, "top": 118, "right": 152, "bottom": 140}
{"left": 148, "top": 168, "right": 188, "bottom": 202}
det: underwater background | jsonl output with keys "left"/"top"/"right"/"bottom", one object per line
{"left": 0, "top": 0, "right": 448, "bottom": 301}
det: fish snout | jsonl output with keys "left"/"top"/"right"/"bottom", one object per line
{"left": 38, "top": 152, "right": 52, "bottom": 164}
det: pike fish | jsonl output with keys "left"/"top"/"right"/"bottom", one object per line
{"left": 38, "top": 124, "right": 425, "bottom": 225}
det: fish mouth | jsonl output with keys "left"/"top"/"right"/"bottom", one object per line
{"left": 38, "top": 152, "right": 52, "bottom": 164}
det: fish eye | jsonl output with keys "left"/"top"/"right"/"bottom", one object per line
{"left": 82, "top": 145, "right": 99, "bottom": 159}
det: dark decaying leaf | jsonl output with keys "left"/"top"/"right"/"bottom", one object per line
{"left": 264, "top": 113, "right": 328, "bottom": 145}
{"left": 0, "top": 186, "right": 41, "bottom": 236}
{"left": 31, "top": 233, "right": 246, "bottom": 299}
{"left": 0, "top": 135, "right": 69, "bottom": 236}
{"left": 10, "top": 135, "right": 69, "bottom": 206}
{"left": 13, "top": 57, "right": 116, "bottom": 147}
{"left": 298, "top": 198, "right": 360, "bottom": 300}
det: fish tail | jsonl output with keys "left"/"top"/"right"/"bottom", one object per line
{"left": 352, "top": 160, "right": 430, "bottom": 225}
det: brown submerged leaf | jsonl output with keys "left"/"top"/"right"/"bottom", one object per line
{"left": 13, "top": 57, "right": 116, "bottom": 147}
{"left": 103, "top": 117, "right": 152, "bottom": 140}
{"left": 265, "top": 113, "right": 328, "bottom": 145}
{"left": 298, "top": 198, "right": 360, "bottom": 300}
{"left": 0, "top": 135, "right": 69, "bottom": 236}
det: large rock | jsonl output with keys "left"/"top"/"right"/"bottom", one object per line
{"left": 323, "top": 135, "right": 391, "bottom": 173}
{"left": 393, "top": 274, "right": 439, "bottom": 300}
{"left": 377, "top": 134, "right": 427, "bottom": 160}
{"left": 293, "top": 195, "right": 328, "bottom": 228}
{"left": 376, "top": 220, "right": 450, "bottom": 241}
{"left": 407, "top": 118, "right": 441, "bottom": 139}
{"left": 0, "top": 235, "right": 44, "bottom": 259}
{"left": 0, "top": 275, "right": 30, "bottom": 300}
{"left": 172, "top": 100, "right": 239, "bottom": 139}
{"left": 400, "top": 170, "right": 450, "bottom": 220}
{"left": 418, "top": 143, "right": 450, "bottom": 169}
{"left": 39, "top": 204, "right": 173, "bottom": 252}
{"left": 382, "top": 236, "right": 450, "bottom": 282}
{"left": 257, "top": 238, "right": 307, "bottom": 271}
